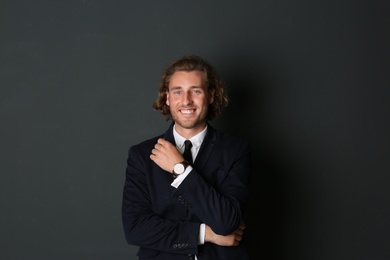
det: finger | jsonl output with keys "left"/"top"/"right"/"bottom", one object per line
{"left": 234, "top": 229, "right": 244, "bottom": 236}
{"left": 239, "top": 220, "right": 246, "bottom": 228}
{"left": 157, "top": 138, "right": 166, "bottom": 145}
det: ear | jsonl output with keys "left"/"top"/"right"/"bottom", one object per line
{"left": 165, "top": 91, "right": 170, "bottom": 106}
{"left": 209, "top": 89, "right": 215, "bottom": 104}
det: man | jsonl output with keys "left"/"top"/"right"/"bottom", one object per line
{"left": 122, "top": 55, "right": 251, "bottom": 260}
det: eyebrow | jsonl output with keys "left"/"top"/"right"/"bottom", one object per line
{"left": 169, "top": 86, "right": 203, "bottom": 90}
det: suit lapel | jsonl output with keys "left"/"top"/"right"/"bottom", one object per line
{"left": 163, "top": 122, "right": 176, "bottom": 145}
{"left": 194, "top": 123, "right": 217, "bottom": 172}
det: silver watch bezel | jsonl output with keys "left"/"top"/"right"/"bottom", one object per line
{"left": 173, "top": 163, "right": 185, "bottom": 175}
{"left": 172, "top": 161, "right": 189, "bottom": 177}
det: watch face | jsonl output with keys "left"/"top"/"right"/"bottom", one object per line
{"left": 174, "top": 163, "right": 185, "bottom": 174}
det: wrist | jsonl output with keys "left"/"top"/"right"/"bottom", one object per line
{"left": 172, "top": 160, "right": 189, "bottom": 178}
{"left": 204, "top": 225, "right": 214, "bottom": 243}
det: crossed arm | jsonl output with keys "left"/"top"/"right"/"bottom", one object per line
{"left": 150, "top": 138, "right": 248, "bottom": 247}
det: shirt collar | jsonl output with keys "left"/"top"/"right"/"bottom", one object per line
{"left": 173, "top": 124, "right": 208, "bottom": 149}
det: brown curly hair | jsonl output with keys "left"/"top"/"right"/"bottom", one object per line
{"left": 152, "top": 55, "right": 228, "bottom": 121}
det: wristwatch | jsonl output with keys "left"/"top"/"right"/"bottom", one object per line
{"left": 172, "top": 161, "right": 190, "bottom": 178}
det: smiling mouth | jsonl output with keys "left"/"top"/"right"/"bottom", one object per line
{"left": 180, "top": 109, "right": 195, "bottom": 115}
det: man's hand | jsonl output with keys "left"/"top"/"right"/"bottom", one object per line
{"left": 150, "top": 138, "right": 184, "bottom": 172}
{"left": 204, "top": 221, "right": 246, "bottom": 246}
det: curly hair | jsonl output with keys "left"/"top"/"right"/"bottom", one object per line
{"left": 152, "top": 55, "right": 228, "bottom": 121}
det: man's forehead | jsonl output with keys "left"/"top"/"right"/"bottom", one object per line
{"left": 168, "top": 71, "right": 207, "bottom": 88}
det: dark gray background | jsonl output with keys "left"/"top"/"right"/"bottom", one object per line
{"left": 1, "top": 1, "right": 389, "bottom": 259}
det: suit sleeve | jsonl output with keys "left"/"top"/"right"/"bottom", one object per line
{"left": 174, "top": 140, "right": 251, "bottom": 235}
{"left": 122, "top": 145, "right": 200, "bottom": 254}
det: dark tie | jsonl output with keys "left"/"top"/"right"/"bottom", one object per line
{"left": 183, "top": 140, "right": 193, "bottom": 165}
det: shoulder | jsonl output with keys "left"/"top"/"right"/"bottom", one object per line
{"left": 209, "top": 125, "right": 250, "bottom": 150}
{"left": 209, "top": 125, "right": 248, "bottom": 144}
{"left": 128, "top": 135, "right": 162, "bottom": 156}
{"left": 127, "top": 123, "right": 174, "bottom": 157}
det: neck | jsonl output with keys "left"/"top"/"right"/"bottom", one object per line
{"left": 174, "top": 122, "right": 207, "bottom": 139}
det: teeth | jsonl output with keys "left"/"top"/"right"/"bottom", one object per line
{"left": 181, "top": 109, "right": 194, "bottom": 114}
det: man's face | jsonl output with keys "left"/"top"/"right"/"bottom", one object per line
{"left": 166, "top": 71, "right": 214, "bottom": 134}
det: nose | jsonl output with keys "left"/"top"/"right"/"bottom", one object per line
{"left": 182, "top": 91, "right": 193, "bottom": 105}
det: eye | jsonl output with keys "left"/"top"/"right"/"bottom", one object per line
{"left": 192, "top": 89, "right": 202, "bottom": 94}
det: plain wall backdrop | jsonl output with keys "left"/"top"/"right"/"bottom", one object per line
{"left": 1, "top": 1, "right": 389, "bottom": 259}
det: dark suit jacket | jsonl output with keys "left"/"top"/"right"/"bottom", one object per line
{"left": 122, "top": 123, "right": 251, "bottom": 260}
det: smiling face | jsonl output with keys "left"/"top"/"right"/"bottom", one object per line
{"left": 166, "top": 71, "right": 214, "bottom": 137}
